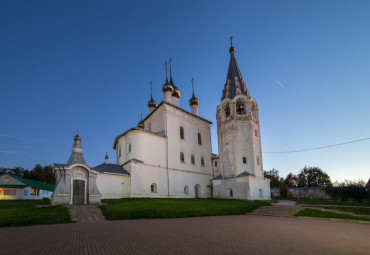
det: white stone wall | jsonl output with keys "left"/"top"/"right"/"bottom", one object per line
{"left": 217, "top": 95, "right": 263, "bottom": 178}
{"left": 248, "top": 177, "right": 270, "bottom": 200}
{"left": 96, "top": 174, "right": 130, "bottom": 199}
{"left": 116, "top": 130, "right": 167, "bottom": 167}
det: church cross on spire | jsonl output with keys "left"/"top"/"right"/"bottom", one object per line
{"left": 230, "top": 36, "right": 233, "bottom": 47}
{"left": 169, "top": 58, "right": 174, "bottom": 85}
{"left": 191, "top": 77, "right": 195, "bottom": 94}
{"left": 165, "top": 61, "right": 168, "bottom": 84}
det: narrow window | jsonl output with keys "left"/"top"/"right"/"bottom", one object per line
{"left": 180, "top": 152, "right": 185, "bottom": 163}
{"left": 257, "top": 156, "right": 260, "bottom": 165}
{"left": 225, "top": 106, "right": 230, "bottom": 117}
{"left": 37, "top": 189, "right": 40, "bottom": 196}
{"left": 243, "top": 157, "right": 247, "bottom": 164}
{"left": 151, "top": 183, "right": 157, "bottom": 193}
{"left": 255, "top": 130, "right": 258, "bottom": 137}
{"left": 119, "top": 148, "right": 121, "bottom": 158}
{"left": 229, "top": 189, "right": 233, "bottom": 197}
{"left": 198, "top": 133, "right": 202, "bottom": 145}
{"left": 180, "top": 126, "right": 184, "bottom": 139}
{"left": 148, "top": 123, "right": 152, "bottom": 131}
{"left": 215, "top": 161, "right": 217, "bottom": 167}
{"left": 236, "top": 101, "right": 245, "bottom": 114}
{"left": 129, "top": 143, "right": 131, "bottom": 153}
{"left": 201, "top": 156, "right": 205, "bottom": 167}
{"left": 191, "top": 155, "right": 195, "bottom": 165}
{"left": 184, "top": 186, "right": 189, "bottom": 194}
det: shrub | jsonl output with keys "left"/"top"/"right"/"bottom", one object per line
{"left": 325, "top": 180, "right": 369, "bottom": 203}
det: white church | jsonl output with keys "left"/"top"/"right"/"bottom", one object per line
{"left": 51, "top": 43, "right": 271, "bottom": 205}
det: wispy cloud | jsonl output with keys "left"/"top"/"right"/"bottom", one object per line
{"left": 274, "top": 78, "right": 286, "bottom": 89}
{"left": 0, "top": 150, "right": 29, "bottom": 154}
{"left": 0, "top": 144, "right": 34, "bottom": 149}
{"left": 0, "top": 133, "right": 53, "bottom": 143}
{"left": 0, "top": 150, "right": 16, "bottom": 154}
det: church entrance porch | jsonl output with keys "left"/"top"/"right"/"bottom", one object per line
{"left": 72, "top": 180, "right": 85, "bottom": 205}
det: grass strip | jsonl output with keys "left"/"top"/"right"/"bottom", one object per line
{"left": 0, "top": 200, "right": 72, "bottom": 228}
{"left": 323, "top": 206, "right": 370, "bottom": 216}
{"left": 101, "top": 198, "right": 271, "bottom": 220}
{"left": 295, "top": 208, "right": 370, "bottom": 221}
{"left": 294, "top": 199, "right": 370, "bottom": 207}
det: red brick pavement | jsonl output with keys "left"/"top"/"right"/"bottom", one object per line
{"left": 0, "top": 215, "right": 369, "bottom": 255}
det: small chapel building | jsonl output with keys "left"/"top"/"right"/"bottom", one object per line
{"left": 51, "top": 43, "right": 271, "bottom": 205}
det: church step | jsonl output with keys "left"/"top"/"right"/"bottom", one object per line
{"left": 67, "top": 205, "right": 106, "bottom": 222}
{"left": 249, "top": 206, "right": 303, "bottom": 217}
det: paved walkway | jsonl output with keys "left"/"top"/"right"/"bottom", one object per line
{"left": 1, "top": 215, "right": 369, "bottom": 255}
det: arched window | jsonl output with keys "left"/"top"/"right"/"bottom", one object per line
{"left": 215, "top": 161, "right": 217, "bottom": 167}
{"left": 184, "top": 186, "right": 189, "bottom": 194}
{"left": 191, "top": 154, "right": 195, "bottom": 165}
{"left": 256, "top": 155, "right": 260, "bottom": 165}
{"left": 224, "top": 105, "right": 230, "bottom": 117}
{"left": 180, "top": 152, "right": 185, "bottom": 163}
{"left": 242, "top": 157, "right": 247, "bottom": 164}
{"left": 229, "top": 189, "right": 233, "bottom": 197}
{"left": 194, "top": 184, "right": 201, "bottom": 198}
{"left": 151, "top": 183, "right": 157, "bottom": 193}
{"left": 180, "top": 126, "right": 184, "bottom": 139}
{"left": 236, "top": 99, "right": 246, "bottom": 115}
{"left": 259, "top": 189, "right": 263, "bottom": 199}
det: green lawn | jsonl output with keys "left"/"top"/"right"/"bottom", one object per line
{"left": 101, "top": 198, "right": 271, "bottom": 220}
{"left": 323, "top": 206, "right": 370, "bottom": 216}
{"left": 295, "top": 208, "right": 370, "bottom": 221}
{"left": 0, "top": 200, "right": 72, "bottom": 228}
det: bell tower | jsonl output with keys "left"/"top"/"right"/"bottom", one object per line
{"left": 213, "top": 39, "right": 270, "bottom": 200}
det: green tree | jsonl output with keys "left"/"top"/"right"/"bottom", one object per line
{"left": 264, "top": 168, "right": 284, "bottom": 187}
{"left": 297, "top": 166, "right": 332, "bottom": 187}
{"left": 284, "top": 173, "right": 298, "bottom": 187}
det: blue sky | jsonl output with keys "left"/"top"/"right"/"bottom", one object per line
{"left": 1, "top": 0, "right": 369, "bottom": 182}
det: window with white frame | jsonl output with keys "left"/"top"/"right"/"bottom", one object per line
{"left": 191, "top": 154, "right": 195, "bottom": 165}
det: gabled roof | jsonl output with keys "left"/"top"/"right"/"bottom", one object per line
{"left": 93, "top": 163, "right": 130, "bottom": 176}
{"left": 1, "top": 174, "right": 55, "bottom": 191}
{"left": 236, "top": 171, "right": 255, "bottom": 178}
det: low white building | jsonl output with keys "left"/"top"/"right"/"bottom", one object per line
{"left": 0, "top": 174, "right": 54, "bottom": 200}
{"left": 52, "top": 43, "right": 271, "bottom": 205}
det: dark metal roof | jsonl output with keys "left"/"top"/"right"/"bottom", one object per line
{"left": 212, "top": 174, "right": 222, "bottom": 180}
{"left": 236, "top": 171, "right": 255, "bottom": 178}
{"left": 222, "top": 49, "right": 247, "bottom": 100}
{"left": 93, "top": 163, "right": 130, "bottom": 175}
{"left": 67, "top": 151, "right": 86, "bottom": 165}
